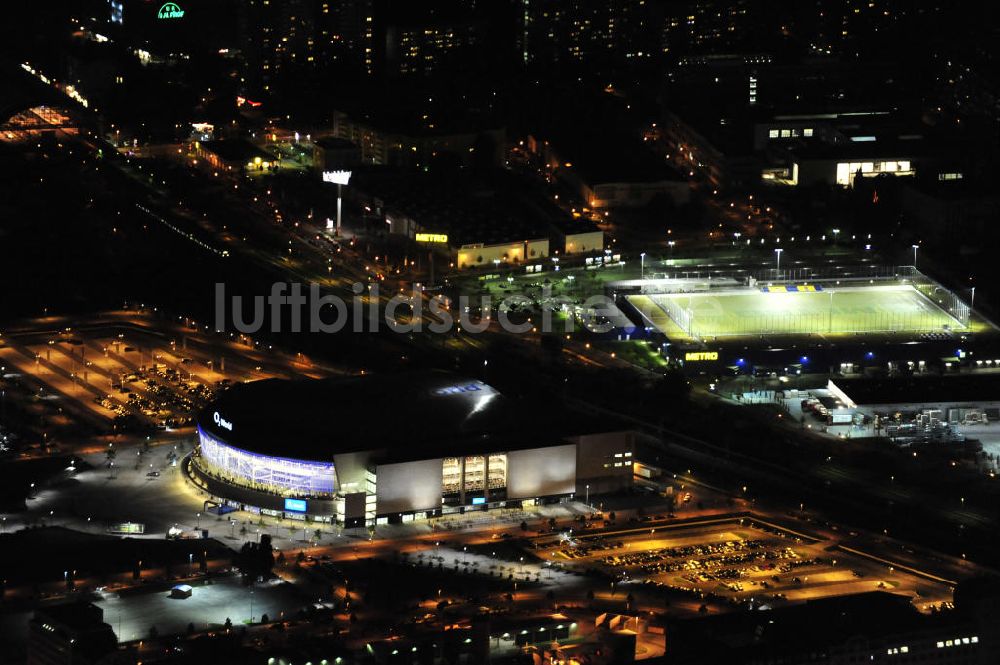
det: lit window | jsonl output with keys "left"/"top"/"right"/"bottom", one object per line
{"left": 836, "top": 163, "right": 851, "bottom": 186}
{"left": 768, "top": 129, "right": 779, "bottom": 138}
{"left": 803, "top": 128, "right": 813, "bottom": 137}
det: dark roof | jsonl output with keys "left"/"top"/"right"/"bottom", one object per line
{"left": 834, "top": 373, "right": 1000, "bottom": 405}
{"left": 314, "top": 137, "right": 358, "bottom": 150}
{"left": 353, "top": 168, "right": 587, "bottom": 246}
{"left": 34, "top": 602, "right": 108, "bottom": 630}
{"left": 199, "top": 140, "right": 272, "bottom": 163}
{"left": 198, "top": 370, "right": 602, "bottom": 463}
{"left": 664, "top": 592, "right": 926, "bottom": 664}
{"left": 553, "top": 132, "right": 681, "bottom": 185}
{"left": 0, "top": 65, "right": 77, "bottom": 123}
{"left": 792, "top": 136, "right": 926, "bottom": 161}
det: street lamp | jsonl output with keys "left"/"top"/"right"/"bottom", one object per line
{"left": 912, "top": 244, "right": 919, "bottom": 267}
{"left": 774, "top": 248, "right": 783, "bottom": 274}
{"left": 640, "top": 252, "right": 646, "bottom": 279}
{"left": 585, "top": 484, "right": 590, "bottom": 508}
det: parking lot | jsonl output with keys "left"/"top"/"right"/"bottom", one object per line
{"left": 534, "top": 519, "right": 954, "bottom": 611}
{"left": 1, "top": 317, "right": 337, "bottom": 447}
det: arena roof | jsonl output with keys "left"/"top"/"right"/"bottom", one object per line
{"left": 197, "top": 370, "right": 603, "bottom": 463}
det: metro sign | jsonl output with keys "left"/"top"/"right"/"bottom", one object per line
{"left": 415, "top": 233, "right": 449, "bottom": 244}
{"left": 684, "top": 351, "right": 719, "bottom": 362}
{"left": 157, "top": 2, "right": 185, "bottom": 19}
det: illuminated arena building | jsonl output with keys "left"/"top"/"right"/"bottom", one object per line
{"left": 189, "top": 371, "right": 635, "bottom": 526}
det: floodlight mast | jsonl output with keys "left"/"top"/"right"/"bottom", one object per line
{"left": 322, "top": 171, "right": 352, "bottom": 234}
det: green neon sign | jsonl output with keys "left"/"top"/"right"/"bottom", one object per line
{"left": 157, "top": 2, "right": 185, "bottom": 19}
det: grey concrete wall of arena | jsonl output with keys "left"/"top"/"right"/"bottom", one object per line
{"left": 185, "top": 455, "right": 335, "bottom": 518}
{"left": 505, "top": 444, "right": 578, "bottom": 500}
{"left": 573, "top": 431, "right": 637, "bottom": 495}
{"left": 375, "top": 458, "right": 444, "bottom": 516}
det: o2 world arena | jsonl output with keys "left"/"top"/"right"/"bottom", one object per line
{"left": 188, "top": 371, "right": 635, "bottom": 527}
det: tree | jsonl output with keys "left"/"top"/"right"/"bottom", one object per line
{"left": 187, "top": 622, "right": 195, "bottom": 635}
{"left": 260, "top": 613, "right": 269, "bottom": 624}
{"left": 314, "top": 529, "right": 323, "bottom": 543}
{"left": 235, "top": 534, "right": 275, "bottom": 583}
{"left": 224, "top": 617, "right": 233, "bottom": 629}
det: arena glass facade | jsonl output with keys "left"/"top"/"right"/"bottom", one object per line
{"left": 196, "top": 426, "right": 336, "bottom": 497}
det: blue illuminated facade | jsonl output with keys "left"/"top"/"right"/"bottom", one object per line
{"left": 196, "top": 426, "right": 336, "bottom": 497}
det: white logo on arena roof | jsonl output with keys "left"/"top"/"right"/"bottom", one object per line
{"left": 213, "top": 411, "right": 233, "bottom": 431}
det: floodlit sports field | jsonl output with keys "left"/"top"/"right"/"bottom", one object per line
{"left": 630, "top": 284, "right": 967, "bottom": 337}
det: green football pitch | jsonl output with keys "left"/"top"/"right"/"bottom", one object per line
{"left": 629, "top": 285, "right": 966, "bottom": 337}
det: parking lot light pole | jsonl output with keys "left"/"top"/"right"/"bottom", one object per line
{"left": 774, "top": 248, "right": 783, "bottom": 275}
{"left": 585, "top": 484, "right": 590, "bottom": 508}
